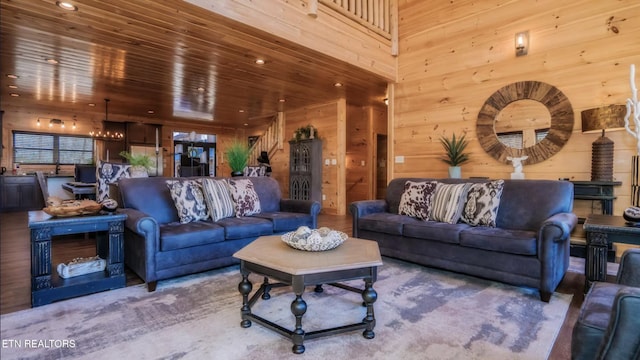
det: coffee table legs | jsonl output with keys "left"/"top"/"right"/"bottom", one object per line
{"left": 291, "top": 293, "right": 307, "bottom": 354}
{"left": 237, "top": 269, "right": 378, "bottom": 354}
{"left": 362, "top": 279, "right": 377, "bottom": 339}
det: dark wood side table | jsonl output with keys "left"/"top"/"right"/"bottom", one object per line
{"left": 28, "top": 211, "right": 127, "bottom": 307}
{"left": 583, "top": 214, "right": 640, "bottom": 292}
{"left": 571, "top": 181, "right": 622, "bottom": 215}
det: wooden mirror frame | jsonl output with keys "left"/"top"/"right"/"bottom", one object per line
{"left": 476, "top": 81, "right": 574, "bottom": 165}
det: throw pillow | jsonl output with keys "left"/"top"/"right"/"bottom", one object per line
{"left": 201, "top": 178, "right": 235, "bottom": 221}
{"left": 461, "top": 180, "right": 505, "bottom": 227}
{"left": 398, "top": 180, "right": 438, "bottom": 220}
{"left": 226, "top": 178, "right": 261, "bottom": 217}
{"left": 96, "top": 160, "right": 131, "bottom": 202}
{"left": 166, "top": 180, "right": 209, "bottom": 224}
{"left": 430, "top": 182, "right": 471, "bottom": 224}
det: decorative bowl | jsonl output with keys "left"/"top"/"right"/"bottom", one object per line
{"left": 281, "top": 227, "right": 348, "bottom": 251}
{"left": 43, "top": 199, "right": 102, "bottom": 217}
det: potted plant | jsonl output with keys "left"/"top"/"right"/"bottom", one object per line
{"left": 119, "top": 151, "right": 153, "bottom": 177}
{"left": 293, "top": 125, "right": 317, "bottom": 141}
{"left": 225, "top": 138, "right": 251, "bottom": 176}
{"left": 440, "top": 133, "right": 469, "bottom": 178}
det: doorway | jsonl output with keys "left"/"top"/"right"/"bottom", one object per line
{"left": 375, "top": 134, "right": 387, "bottom": 200}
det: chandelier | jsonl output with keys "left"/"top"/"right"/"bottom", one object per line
{"left": 89, "top": 98, "right": 124, "bottom": 141}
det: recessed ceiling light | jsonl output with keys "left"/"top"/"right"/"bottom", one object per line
{"left": 334, "top": 82, "right": 343, "bottom": 87}
{"left": 88, "top": 103, "right": 96, "bottom": 107}
{"left": 239, "top": 109, "right": 245, "bottom": 113}
{"left": 8, "top": 85, "right": 17, "bottom": 89}
{"left": 6, "top": 74, "right": 18, "bottom": 79}
{"left": 243, "top": 123, "right": 249, "bottom": 126}
{"left": 46, "top": 58, "right": 59, "bottom": 64}
{"left": 10, "top": 93, "right": 19, "bottom": 97}
{"left": 279, "top": 98, "right": 286, "bottom": 102}
{"left": 255, "top": 59, "right": 265, "bottom": 65}
{"left": 147, "top": 110, "right": 155, "bottom": 114}
{"left": 56, "top": 2, "right": 78, "bottom": 11}
{"left": 197, "top": 87, "right": 205, "bottom": 92}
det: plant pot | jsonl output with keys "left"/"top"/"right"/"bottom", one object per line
{"left": 448, "top": 166, "right": 461, "bottom": 179}
{"left": 130, "top": 166, "right": 149, "bottom": 178}
{"left": 231, "top": 171, "right": 244, "bottom": 177}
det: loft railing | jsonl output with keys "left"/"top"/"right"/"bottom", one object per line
{"left": 317, "top": 0, "right": 393, "bottom": 40}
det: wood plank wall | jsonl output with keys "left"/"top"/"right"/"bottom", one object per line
{"left": 394, "top": 0, "right": 640, "bottom": 217}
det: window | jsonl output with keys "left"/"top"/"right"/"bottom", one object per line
{"left": 13, "top": 131, "right": 94, "bottom": 165}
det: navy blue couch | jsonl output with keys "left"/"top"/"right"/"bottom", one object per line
{"left": 350, "top": 178, "right": 577, "bottom": 302}
{"left": 116, "top": 176, "right": 321, "bottom": 291}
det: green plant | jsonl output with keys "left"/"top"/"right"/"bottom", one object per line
{"left": 225, "top": 139, "right": 251, "bottom": 173}
{"left": 293, "top": 125, "right": 317, "bottom": 141}
{"left": 119, "top": 151, "right": 154, "bottom": 170}
{"left": 440, "top": 133, "right": 470, "bottom": 166}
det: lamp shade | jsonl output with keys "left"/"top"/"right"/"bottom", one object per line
{"left": 581, "top": 105, "right": 626, "bottom": 133}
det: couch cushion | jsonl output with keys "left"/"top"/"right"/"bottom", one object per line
{"left": 96, "top": 160, "right": 131, "bottom": 202}
{"left": 253, "top": 212, "right": 313, "bottom": 232}
{"left": 359, "top": 213, "right": 423, "bottom": 236}
{"left": 461, "top": 180, "right": 505, "bottom": 227}
{"left": 166, "top": 179, "right": 209, "bottom": 223}
{"left": 215, "top": 216, "right": 274, "bottom": 240}
{"left": 459, "top": 227, "right": 537, "bottom": 255}
{"left": 403, "top": 221, "right": 472, "bottom": 244}
{"left": 431, "top": 182, "right": 471, "bottom": 224}
{"left": 398, "top": 180, "right": 438, "bottom": 220}
{"left": 159, "top": 221, "right": 225, "bottom": 251}
{"left": 227, "top": 178, "right": 261, "bottom": 217}
{"left": 201, "top": 178, "right": 235, "bottom": 221}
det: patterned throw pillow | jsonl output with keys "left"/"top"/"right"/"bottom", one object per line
{"left": 166, "top": 180, "right": 209, "bottom": 224}
{"left": 430, "top": 182, "right": 471, "bottom": 224}
{"left": 398, "top": 180, "right": 438, "bottom": 220}
{"left": 461, "top": 180, "right": 505, "bottom": 227}
{"left": 226, "top": 178, "right": 261, "bottom": 217}
{"left": 201, "top": 178, "right": 235, "bottom": 221}
{"left": 96, "top": 160, "right": 131, "bottom": 202}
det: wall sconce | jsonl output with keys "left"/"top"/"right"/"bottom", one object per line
{"left": 515, "top": 31, "right": 529, "bottom": 57}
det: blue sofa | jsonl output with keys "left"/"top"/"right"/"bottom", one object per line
{"left": 116, "top": 176, "right": 321, "bottom": 291}
{"left": 350, "top": 178, "right": 577, "bottom": 302}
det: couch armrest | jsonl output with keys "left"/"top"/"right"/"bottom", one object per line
{"left": 280, "top": 199, "right": 321, "bottom": 228}
{"left": 117, "top": 208, "right": 159, "bottom": 239}
{"left": 617, "top": 249, "right": 640, "bottom": 287}
{"left": 596, "top": 286, "right": 640, "bottom": 359}
{"left": 539, "top": 212, "right": 578, "bottom": 243}
{"left": 349, "top": 200, "right": 388, "bottom": 238}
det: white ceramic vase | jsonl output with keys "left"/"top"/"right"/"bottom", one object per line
{"left": 448, "top": 166, "right": 461, "bottom": 178}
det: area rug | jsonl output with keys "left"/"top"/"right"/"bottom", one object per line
{"left": 0, "top": 257, "right": 571, "bottom": 360}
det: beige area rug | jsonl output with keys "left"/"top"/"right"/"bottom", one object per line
{"left": 1, "top": 257, "right": 571, "bottom": 360}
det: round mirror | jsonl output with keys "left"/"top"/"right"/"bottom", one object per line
{"left": 477, "top": 81, "right": 573, "bottom": 165}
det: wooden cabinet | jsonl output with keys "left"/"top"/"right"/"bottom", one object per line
{"left": 126, "top": 123, "right": 160, "bottom": 146}
{"left": 289, "top": 139, "right": 322, "bottom": 202}
{"left": 0, "top": 175, "right": 44, "bottom": 212}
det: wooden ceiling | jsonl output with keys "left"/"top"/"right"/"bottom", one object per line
{"left": 0, "top": 0, "right": 389, "bottom": 129}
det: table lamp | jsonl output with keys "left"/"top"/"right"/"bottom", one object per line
{"left": 581, "top": 105, "right": 626, "bottom": 181}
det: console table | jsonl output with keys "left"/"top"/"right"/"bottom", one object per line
{"left": 583, "top": 214, "right": 640, "bottom": 292}
{"left": 571, "top": 180, "right": 622, "bottom": 215}
{"left": 28, "top": 211, "right": 127, "bottom": 307}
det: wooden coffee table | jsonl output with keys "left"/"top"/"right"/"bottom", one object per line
{"left": 233, "top": 235, "right": 383, "bottom": 354}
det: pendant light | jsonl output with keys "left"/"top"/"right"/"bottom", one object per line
{"left": 89, "top": 98, "right": 123, "bottom": 141}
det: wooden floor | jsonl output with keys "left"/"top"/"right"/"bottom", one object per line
{"left": 0, "top": 211, "right": 591, "bottom": 359}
